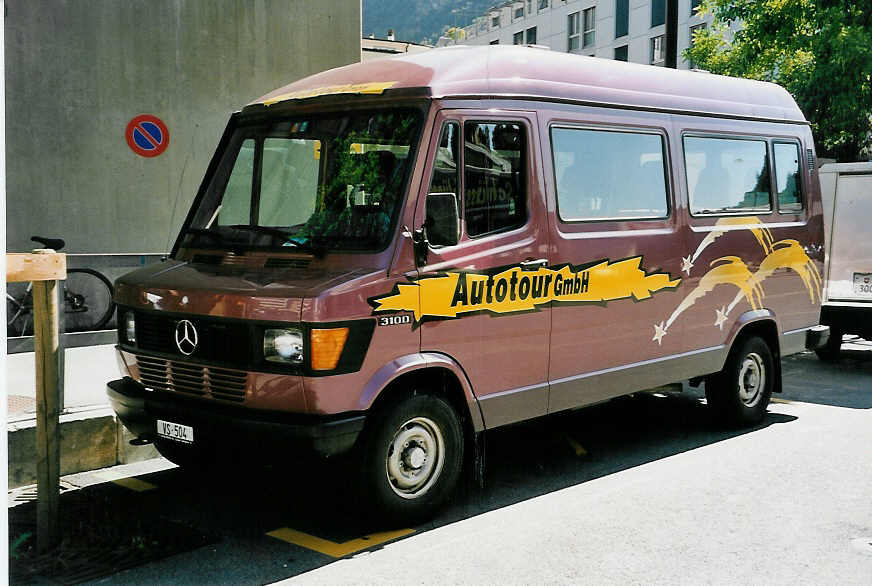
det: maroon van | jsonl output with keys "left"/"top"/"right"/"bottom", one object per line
{"left": 108, "top": 46, "right": 828, "bottom": 520}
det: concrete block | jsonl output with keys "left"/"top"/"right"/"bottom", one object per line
{"left": 8, "top": 408, "right": 120, "bottom": 489}
{"left": 117, "top": 422, "right": 160, "bottom": 464}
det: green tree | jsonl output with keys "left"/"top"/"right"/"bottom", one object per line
{"left": 685, "top": 1, "right": 872, "bottom": 161}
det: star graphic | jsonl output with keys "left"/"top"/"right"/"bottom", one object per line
{"left": 652, "top": 321, "right": 668, "bottom": 345}
{"left": 681, "top": 255, "right": 694, "bottom": 275}
{"left": 714, "top": 306, "right": 728, "bottom": 330}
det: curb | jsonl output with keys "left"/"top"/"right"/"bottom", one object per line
{"left": 7, "top": 407, "right": 159, "bottom": 489}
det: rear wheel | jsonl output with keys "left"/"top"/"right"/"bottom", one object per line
{"left": 706, "top": 335, "right": 774, "bottom": 426}
{"left": 361, "top": 392, "right": 464, "bottom": 524}
{"left": 815, "top": 327, "right": 842, "bottom": 361}
{"left": 63, "top": 268, "right": 115, "bottom": 332}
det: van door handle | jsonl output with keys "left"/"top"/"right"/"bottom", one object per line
{"left": 520, "top": 258, "right": 549, "bottom": 270}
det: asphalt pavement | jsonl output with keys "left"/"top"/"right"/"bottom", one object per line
{"left": 8, "top": 344, "right": 872, "bottom": 585}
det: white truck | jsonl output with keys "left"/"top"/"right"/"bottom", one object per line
{"left": 817, "top": 162, "right": 872, "bottom": 359}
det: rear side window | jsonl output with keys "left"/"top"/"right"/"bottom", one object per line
{"left": 551, "top": 127, "right": 668, "bottom": 221}
{"left": 685, "top": 136, "right": 771, "bottom": 215}
{"left": 773, "top": 142, "right": 803, "bottom": 212}
{"left": 464, "top": 122, "right": 527, "bottom": 237}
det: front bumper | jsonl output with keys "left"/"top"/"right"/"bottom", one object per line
{"left": 107, "top": 377, "right": 365, "bottom": 458}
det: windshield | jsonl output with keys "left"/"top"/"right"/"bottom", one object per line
{"left": 180, "top": 108, "right": 423, "bottom": 255}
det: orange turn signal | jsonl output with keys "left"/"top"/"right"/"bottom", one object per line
{"left": 310, "top": 327, "right": 349, "bottom": 371}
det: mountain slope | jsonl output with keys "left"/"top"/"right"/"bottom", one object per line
{"left": 363, "top": 0, "right": 494, "bottom": 45}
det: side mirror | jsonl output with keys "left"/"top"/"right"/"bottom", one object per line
{"left": 425, "top": 192, "right": 460, "bottom": 247}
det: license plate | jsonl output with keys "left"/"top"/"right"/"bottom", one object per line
{"left": 156, "top": 420, "right": 194, "bottom": 444}
{"left": 853, "top": 273, "right": 872, "bottom": 296}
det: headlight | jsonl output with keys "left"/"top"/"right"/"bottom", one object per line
{"left": 124, "top": 311, "right": 136, "bottom": 344}
{"left": 263, "top": 329, "right": 304, "bottom": 364}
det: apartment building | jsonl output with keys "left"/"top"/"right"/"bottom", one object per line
{"left": 462, "top": 0, "right": 713, "bottom": 69}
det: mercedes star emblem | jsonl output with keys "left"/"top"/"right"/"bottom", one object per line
{"left": 174, "top": 319, "right": 198, "bottom": 356}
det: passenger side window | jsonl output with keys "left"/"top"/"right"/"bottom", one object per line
{"left": 773, "top": 142, "right": 803, "bottom": 212}
{"left": 685, "top": 136, "right": 771, "bottom": 215}
{"left": 551, "top": 127, "right": 668, "bottom": 221}
{"left": 428, "top": 122, "right": 459, "bottom": 196}
{"left": 464, "top": 122, "right": 527, "bottom": 237}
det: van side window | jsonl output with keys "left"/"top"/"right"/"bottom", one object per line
{"left": 685, "top": 136, "right": 772, "bottom": 215}
{"left": 464, "top": 122, "right": 527, "bottom": 237}
{"left": 428, "top": 122, "right": 459, "bottom": 196}
{"left": 551, "top": 127, "right": 668, "bottom": 221}
{"left": 773, "top": 142, "right": 803, "bottom": 212}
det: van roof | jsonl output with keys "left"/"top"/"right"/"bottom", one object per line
{"left": 252, "top": 45, "right": 806, "bottom": 124}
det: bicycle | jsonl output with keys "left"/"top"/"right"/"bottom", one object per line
{"left": 6, "top": 236, "right": 115, "bottom": 337}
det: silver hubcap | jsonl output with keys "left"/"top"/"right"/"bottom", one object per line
{"left": 738, "top": 352, "right": 765, "bottom": 407}
{"left": 385, "top": 416, "right": 445, "bottom": 499}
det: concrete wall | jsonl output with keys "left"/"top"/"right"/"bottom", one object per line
{"left": 5, "top": 0, "right": 361, "bottom": 255}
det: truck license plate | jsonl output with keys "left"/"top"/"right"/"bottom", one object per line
{"left": 157, "top": 420, "right": 194, "bottom": 444}
{"left": 853, "top": 273, "right": 872, "bottom": 296}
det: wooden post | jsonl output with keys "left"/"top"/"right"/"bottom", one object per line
{"left": 33, "top": 278, "right": 61, "bottom": 551}
{"left": 7, "top": 249, "right": 66, "bottom": 553}
{"left": 32, "top": 250, "right": 62, "bottom": 553}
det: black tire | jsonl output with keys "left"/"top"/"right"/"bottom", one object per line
{"left": 815, "top": 327, "right": 842, "bottom": 361}
{"left": 706, "top": 335, "right": 774, "bottom": 426}
{"left": 63, "top": 268, "right": 115, "bottom": 333}
{"left": 360, "top": 392, "right": 464, "bottom": 524}
{"left": 6, "top": 283, "right": 34, "bottom": 337}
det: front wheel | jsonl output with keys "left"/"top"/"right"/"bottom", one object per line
{"left": 706, "top": 335, "right": 774, "bottom": 426}
{"left": 361, "top": 393, "right": 464, "bottom": 524}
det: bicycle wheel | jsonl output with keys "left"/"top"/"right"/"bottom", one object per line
{"left": 63, "top": 268, "right": 115, "bottom": 333}
{"left": 7, "top": 283, "right": 34, "bottom": 337}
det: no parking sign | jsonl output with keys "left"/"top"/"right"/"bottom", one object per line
{"left": 125, "top": 114, "right": 170, "bottom": 158}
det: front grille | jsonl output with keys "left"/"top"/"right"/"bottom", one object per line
{"left": 136, "top": 355, "right": 248, "bottom": 403}
{"left": 129, "top": 310, "right": 251, "bottom": 366}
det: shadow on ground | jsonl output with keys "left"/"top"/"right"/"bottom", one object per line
{"left": 9, "top": 389, "right": 801, "bottom": 584}
{"left": 780, "top": 344, "right": 872, "bottom": 409}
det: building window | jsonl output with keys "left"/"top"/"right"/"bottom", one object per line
{"left": 568, "top": 12, "right": 580, "bottom": 51}
{"left": 652, "top": 0, "right": 665, "bottom": 27}
{"left": 515, "top": 5, "right": 524, "bottom": 19}
{"left": 539, "top": 0, "right": 549, "bottom": 10}
{"left": 514, "top": 31, "right": 524, "bottom": 45}
{"left": 527, "top": 0, "right": 533, "bottom": 14}
{"left": 651, "top": 35, "right": 665, "bottom": 64}
{"left": 684, "top": 136, "right": 772, "bottom": 215}
{"left": 614, "top": 45, "right": 628, "bottom": 61}
{"left": 479, "top": 19, "right": 488, "bottom": 33}
{"left": 688, "top": 23, "right": 707, "bottom": 67}
{"left": 492, "top": 14, "right": 501, "bottom": 28}
{"left": 583, "top": 7, "right": 596, "bottom": 48}
{"left": 526, "top": 27, "right": 537, "bottom": 44}
{"left": 691, "top": 0, "right": 702, "bottom": 15}
{"left": 551, "top": 128, "right": 669, "bottom": 221}
{"left": 490, "top": 39, "right": 500, "bottom": 45}
{"left": 615, "top": 0, "right": 629, "bottom": 38}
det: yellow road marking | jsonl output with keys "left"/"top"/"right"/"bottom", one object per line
{"left": 771, "top": 398, "right": 794, "bottom": 404}
{"left": 564, "top": 434, "right": 587, "bottom": 456}
{"left": 267, "top": 527, "right": 414, "bottom": 558}
{"left": 92, "top": 471, "right": 157, "bottom": 492}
